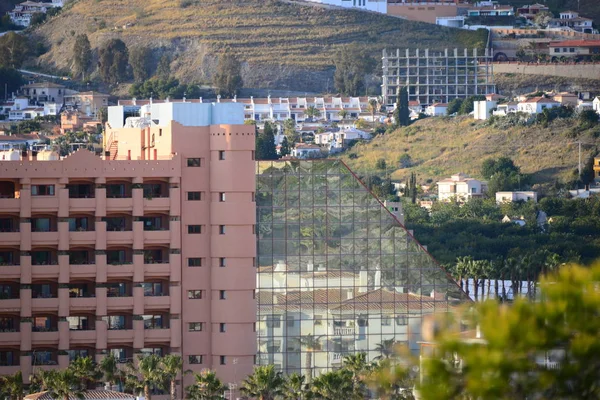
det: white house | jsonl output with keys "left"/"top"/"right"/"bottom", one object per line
{"left": 493, "top": 102, "right": 518, "bottom": 116}
{"left": 437, "top": 173, "right": 486, "bottom": 202}
{"left": 593, "top": 97, "right": 600, "bottom": 114}
{"left": 20, "top": 82, "right": 70, "bottom": 105}
{"left": 517, "top": 97, "right": 561, "bottom": 114}
{"left": 425, "top": 103, "right": 448, "bottom": 117}
{"left": 474, "top": 100, "right": 497, "bottom": 120}
{"left": 548, "top": 11, "right": 596, "bottom": 34}
{"left": 496, "top": 191, "right": 538, "bottom": 204}
{"left": 302, "top": 0, "right": 387, "bottom": 13}
{"left": 8, "top": 0, "right": 62, "bottom": 27}
{"left": 291, "top": 144, "right": 323, "bottom": 159}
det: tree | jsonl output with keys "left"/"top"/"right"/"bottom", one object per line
{"left": 338, "top": 109, "right": 349, "bottom": 120}
{"left": 342, "top": 353, "right": 371, "bottom": 400}
{"left": 310, "top": 369, "right": 354, "bottom": 400}
{"left": 578, "top": 109, "right": 598, "bottom": 130}
{"left": 72, "top": 34, "right": 91, "bottom": 80}
{"left": 368, "top": 98, "right": 378, "bottom": 127}
{"left": 333, "top": 44, "right": 375, "bottom": 96}
{"left": 99, "top": 353, "right": 121, "bottom": 389}
{"left": 0, "top": 67, "right": 23, "bottom": 99}
{"left": 98, "top": 38, "right": 129, "bottom": 85}
{"left": 446, "top": 98, "right": 463, "bottom": 116}
{"left": 458, "top": 95, "right": 485, "bottom": 115}
{"left": 29, "top": 12, "right": 46, "bottom": 27}
{"left": 481, "top": 156, "right": 520, "bottom": 180}
{"left": 283, "top": 118, "right": 298, "bottom": 143}
{"left": 280, "top": 136, "right": 291, "bottom": 157}
{"left": 375, "top": 338, "right": 397, "bottom": 360}
{"left": 367, "top": 359, "right": 415, "bottom": 400}
{"left": 129, "top": 46, "right": 152, "bottom": 83}
{"left": 136, "top": 354, "right": 165, "bottom": 400}
{"left": 281, "top": 373, "right": 307, "bottom": 400}
{"left": 294, "top": 334, "right": 323, "bottom": 381}
{"left": 162, "top": 354, "right": 183, "bottom": 400}
{"left": 213, "top": 50, "right": 243, "bottom": 98}
{"left": 396, "top": 86, "right": 410, "bottom": 127}
{"left": 241, "top": 365, "right": 284, "bottom": 400}
{"left": 45, "top": 370, "right": 84, "bottom": 400}
{"left": 0, "top": 371, "right": 24, "bottom": 400}
{"left": 305, "top": 106, "right": 321, "bottom": 122}
{"left": 156, "top": 54, "right": 171, "bottom": 79}
{"left": 418, "top": 262, "right": 600, "bottom": 400}
{"left": 580, "top": 153, "right": 596, "bottom": 186}
{"left": 534, "top": 10, "right": 553, "bottom": 28}
{"left": 68, "top": 356, "right": 101, "bottom": 389}
{"left": 186, "top": 369, "right": 226, "bottom": 400}
{"left": 376, "top": 158, "right": 387, "bottom": 170}
{"left": 0, "top": 32, "right": 29, "bottom": 68}
{"left": 256, "top": 121, "right": 278, "bottom": 160}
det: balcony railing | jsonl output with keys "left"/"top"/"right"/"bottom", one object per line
{"left": 333, "top": 327, "right": 354, "bottom": 336}
{"left": 32, "top": 326, "right": 58, "bottom": 332}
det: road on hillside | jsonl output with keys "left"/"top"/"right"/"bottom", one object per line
{"left": 18, "top": 69, "right": 69, "bottom": 80}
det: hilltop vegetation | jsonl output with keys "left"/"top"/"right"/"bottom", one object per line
{"left": 342, "top": 115, "right": 598, "bottom": 187}
{"left": 31, "top": 0, "right": 487, "bottom": 91}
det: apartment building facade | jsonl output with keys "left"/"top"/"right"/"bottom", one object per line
{"left": 382, "top": 48, "right": 496, "bottom": 106}
{"left": 0, "top": 102, "right": 256, "bottom": 390}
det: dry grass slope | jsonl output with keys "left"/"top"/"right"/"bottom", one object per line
{"left": 342, "top": 116, "right": 599, "bottom": 184}
{"left": 35, "top": 0, "right": 487, "bottom": 71}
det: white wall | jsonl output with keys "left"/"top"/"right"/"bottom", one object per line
{"left": 304, "top": 0, "right": 387, "bottom": 13}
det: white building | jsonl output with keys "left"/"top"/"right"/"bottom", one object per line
{"left": 493, "top": 102, "right": 518, "bottom": 116}
{"left": 425, "top": 103, "right": 448, "bottom": 117}
{"left": 291, "top": 144, "right": 323, "bottom": 159}
{"left": 474, "top": 100, "right": 497, "bottom": 120}
{"left": 302, "top": 0, "right": 387, "bottom": 13}
{"left": 517, "top": 97, "right": 561, "bottom": 114}
{"left": 548, "top": 11, "right": 596, "bottom": 34}
{"left": 593, "top": 97, "right": 600, "bottom": 114}
{"left": 496, "top": 191, "right": 538, "bottom": 203}
{"left": 8, "top": 0, "right": 61, "bottom": 27}
{"left": 437, "top": 173, "right": 486, "bottom": 202}
{"left": 20, "top": 82, "right": 71, "bottom": 105}
{"left": 1, "top": 96, "right": 59, "bottom": 121}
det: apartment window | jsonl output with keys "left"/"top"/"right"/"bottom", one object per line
{"left": 187, "top": 192, "right": 202, "bottom": 201}
{"left": 555, "top": 48, "right": 561, "bottom": 53}
{"left": 395, "top": 316, "right": 408, "bottom": 326}
{"left": 189, "top": 322, "right": 203, "bottom": 331}
{"left": 187, "top": 158, "right": 202, "bottom": 167}
{"left": 314, "top": 315, "right": 323, "bottom": 326}
{"left": 570, "top": 48, "right": 575, "bottom": 53}
{"left": 219, "top": 225, "right": 225, "bottom": 235}
{"left": 220, "top": 355, "right": 226, "bottom": 365}
{"left": 188, "top": 290, "right": 203, "bottom": 299}
{"left": 188, "top": 225, "right": 202, "bottom": 234}
{"left": 219, "top": 290, "right": 226, "bottom": 300}
{"left": 219, "top": 192, "right": 225, "bottom": 202}
{"left": 382, "top": 315, "right": 392, "bottom": 326}
{"left": 219, "top": 323, "right": 226, "bottom": 332}
{"left": 219, "top": 257, "right": 226, "bottom": 267}
{"left": 188, "top": 258, "right": 202, "bottom": 267}
{"left": 286, "top": 316, "right": 295, "bottom": 328}
{"left": 218, "top": 151, "right": 225, "bottom": 160}
{"left": 31, "top": 185, "right": 55, "bottom": 196}
{"left": 189, "top": 355, "right": 203, "bottom": 364}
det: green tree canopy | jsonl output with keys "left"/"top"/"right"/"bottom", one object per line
{"left": 241, "top": 365, "right": 284, "bottom": 400}
{"left": 0, "top": 67, "right": 23, "bottom": 99}
{"left": 446, "top": 98, "right": 463, "bottom": 115}
{"left": 0, "top": 32, "right": 29, "bottom": 68}
{"left": 256, "top": 121, "right": 278, "bottom": 160}
{"left": 72, "top": 34, "right": 92, "bottom": 80}
{"left": 98, "top": 38, "right": 129, "bottom": 85}
{"left": 213, "top": 50, "right": 243, "bottom": 98}
{"left": 129, "top": 46, "right": 153, "bottom": 83}
{"left": 333, "top": 44, "right": 375, "bottom": 96}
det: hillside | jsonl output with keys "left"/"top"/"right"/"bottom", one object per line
{"left": 495, "top": 74, "right": 600, "bottom": 96}
{"left": 341, "top": 116, "right": 599, "bottom": 186}
{"left": 502, "top": 0, "right": 600, "bottom": 25}
{"left": 31, "top": 0, "right": 487, "bottom": 92}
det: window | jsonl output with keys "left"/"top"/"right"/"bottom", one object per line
{"left": 314, "top": 315, "right": 323, "bottom": 326}
{"left": 31, "top": 185, "right": 55, "bottom": 196}
{"left": 219, "top": 290, "right": 226, "bottom": 300}
{"left": 188, "top": 290, "right": 203, "bottom": 299}
{"left": 143, "top": 315, "right": 165, "bottom": 329}
{"left": 395, "top": 316, "right": 408, "bottom": 326}
{"left": 570, "top": 48, "right": 575, "bottom": 53}
{"left": 68, "top": 217, "right": 89, "bottom": 232}
{"left": 219, "top": 323, "right": 226, "bottom": 332}
{"left": 188, "top": 225, "right": 202, "bottom": 234}
{"left": 67, "top": 316, "right": 91, "bottom": 331}
{"left": 189, "top": 355, "right": 203, "bottom": 364}
{"left": 188, "top": 258, "right": 202, "bottom": 267}
{"left": 187, "top": 158, "right": 202, "bottom": 167}
{"left": 141, "top": 282, "right": 165, "bottom": 297}
{"left": 286, "top": 316, "right": 295, "bottom": 328}
{"left": 555, "top": 48, "right": 561, "bottom": 53}
{"left": 218, "top": 151, "right": 225, "bottom": 160}
{"left": 31, "top": 218, "right": 51, "bottom": 232}
{"left": 187, "top": 192, "right": 202, "bottom": 201}
{"left": 219, "top": 192, "right": 225, "bottom": 202}
{"left": 219, "top": 257, "right": 226, "bottom": 267}
{"left": 189, "top": 322, "right": 203, "bottom": 331}
{"left": 219, "top": 225, "right": 225, "bottom": 235}
{"left": 266, "top": 316, "right": 281, "bottom": 328}
{"left": 251, "top": 192, "right": 255, "bottom": 202}
{"left": 220, "top": 355, "right": 226, "bottom": 365}
{"left": 382, "top": 315, "right": 392, "bottom": 326}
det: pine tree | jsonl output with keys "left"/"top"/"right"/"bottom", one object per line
{"left": 98, "top": 39, "right": 129, "bottom": 85}
{"left": 213, "top": 50, "right": 243, "bottom": 98}
{"left": 398, "top": 86, "right": 410, "bottom": 127}
{"left": 72, "top": 34, "right": 91, "bottom": 80}
{"left": 279, "top": 137, "right": 291, "bottom": 157}
{"left": 256, "top": 122, "right": 278, "bottom": 160}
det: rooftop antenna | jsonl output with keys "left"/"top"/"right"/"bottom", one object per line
{"left": 183, "top": 92, "right": 187, "bottom": 103}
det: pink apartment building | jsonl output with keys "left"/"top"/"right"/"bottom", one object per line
{"left": 0, "top": 101, "right": 256, "bottom": 390}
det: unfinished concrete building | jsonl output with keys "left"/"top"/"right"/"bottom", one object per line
{"left": 382, "top": 48, "right": 496, "bottom": 107}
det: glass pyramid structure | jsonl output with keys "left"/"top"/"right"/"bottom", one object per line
{"left": 255, "top": 160, "right": 467, "bottom": 376}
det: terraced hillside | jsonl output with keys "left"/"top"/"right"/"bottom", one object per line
{"left": 32, "top": 0, "right": 487, "bottom": 91}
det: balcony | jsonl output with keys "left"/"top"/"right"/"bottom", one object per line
{"left": 31, "top": 298, "right": 59, "bottom": 312}
{"left": 144, "top": 327, "right": 171, "bottom": 342}
{"left": 333, "top": 327, "right": 354, "bottom": 336}
{"left": 107, "top": 329, "right": 134, "bottom": 343}
{"left": 143, "top": 197, "right": 170, "bottom": 212}
{"left": 70, "top": 329, "right": 97, "bottom": 344}
{"left": 0, "top": 257, "right": 20, "bottom": 279}
{"left": 106, "top": 296, "right": 133, "bottom": 310}
{"left": 69, "top": 198, "right": 95, "bottom": 213}
{"left": 31, "top": 232, "right": 59, "bottom": 246}
{"left": 0, "top": 198, "right": 19, "bottom": 213}
{"left": 106, "top": 197, "right": 133, "bottom": 212}
{"left": 32, "top": 330, "right": 60, "bottom": 345}
{"left": 106, "top": 230, "right": 133, "bottom": 246}
{"left": 144, "top": 296, "right": 170, "bottom": 309}
{"left": 0, "top": 219, "right": 20, "bottom": 246}
{"left": 31, "top": 264, "right": 60, "bottom": 279}
{"left": 68, "top": 217, "right": 96, "bottom": 245}
{"left": 144, "top": 263, "right": 170, "bottom": 277}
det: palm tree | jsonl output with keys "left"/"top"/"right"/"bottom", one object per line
{"left": 99, "top": 353, "right": 122, "bottom": 390}
{"left": 161, "top": 354, "right": 183, "bottom": 400}
{"left": 186, "top": 369, "right": 226, "bottom": 400}
{"left": 294, "top": 334, "right": 324, "bottom": 381}
{"left": 368, "top": 98, "right": 378, "bottom": 128}
{"left": 375, "top": 338, "right": 397, "bottom": 360}
{"left": 305, "top": 106, "right": 321, "bottom": 122}
{"left": 342, "top": 352, "right": 370, "bottom": 399}
{"left": 281, "top": 373, "right": 306, "bottom": 400}
{"left": 0, "top": 371, "right": 24, "bottom": 400}
{"left": 29, "top": 369, "right": 55, "bottom": 392}
{"left": 310, "top": 369, "right": 353, "bottom": 400}
{"left": 338, "top": 109, "right": 348, "bottom": 120}
{"left": 136, "top": 354, "right": 165, "bottom": 400}
{"left": 45, "top": 369, "right": 84, "bottom": 400}
{"left": 366, "top": 359, "right": 415, "bottom": 400}
{"left": 69, "top": 356, "right": 101, "bottom": 389}
{"left": 240, "top": 365, "right": 284, "bottom": 400}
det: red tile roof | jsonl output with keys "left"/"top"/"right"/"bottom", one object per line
{"left": 549, "top": 40, "right": 600, "bottom": 47}
{"left": 25, "top": 390, "right": 136, "bottom": 400}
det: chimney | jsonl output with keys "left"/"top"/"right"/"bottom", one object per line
{"left": 475, "top": 325, "right": 482, "bottom": 339}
